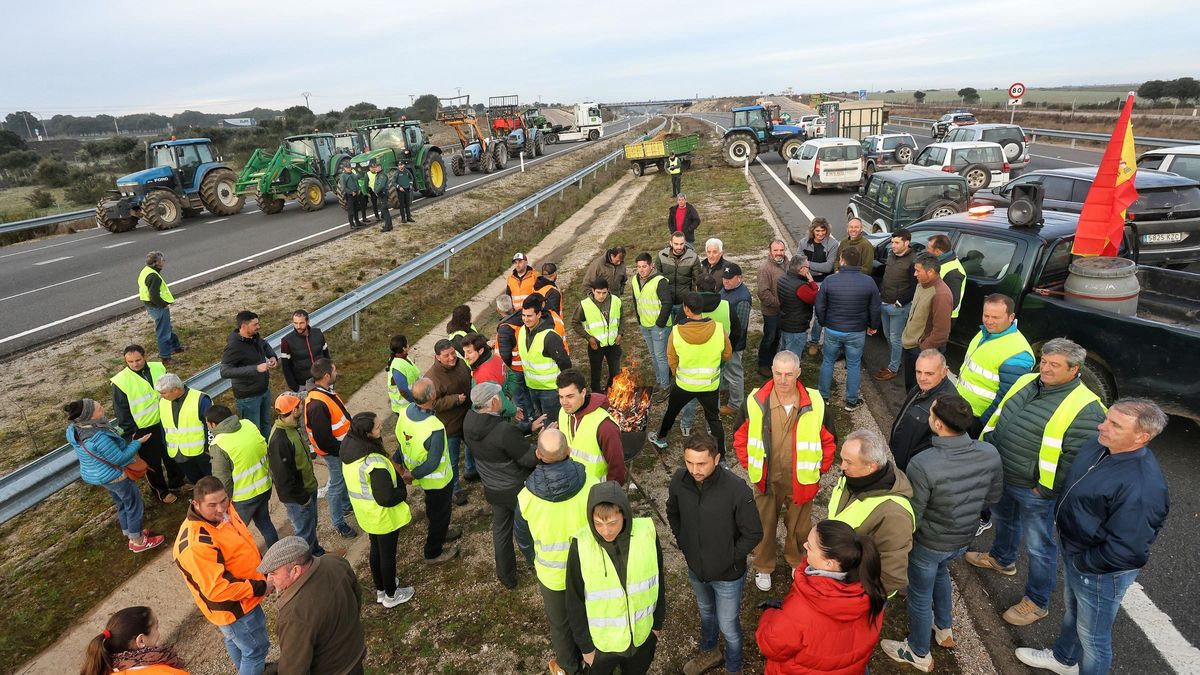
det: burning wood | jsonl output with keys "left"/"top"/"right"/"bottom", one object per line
{"left": 605, "top": 367, "right": 652, "bottom": 432}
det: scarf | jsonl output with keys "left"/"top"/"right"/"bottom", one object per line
{"left": 805, "top": 565, "right": 848, "bottom": 581}
{"left": 73, "top": 417, "right": 122, "bottom": 444}
{"left": 844, "top": 462, "right": 896, "bottom": 496}
{"left": 111, "top": 645, "right": 185, "bottom": 671}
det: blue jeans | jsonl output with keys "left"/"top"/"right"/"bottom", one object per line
{"left": 907, "top": 543, "right": 967, "bottom": 657}
{"left": 217, "top": 605, "right": 269, "bottom": 675}
{"left": 988, "top": 483, "right": 1058, "bottom": 609}
{"left": 758, "top": 314, "right": 780, "bottom": 368}
{"left": 145, "top": 305, "right": 181, "bottom": 359}
{"left": 504, "top": 369, "right": 536, "bottom": 424}
{"left": 529, "top": 388, "right": 561, "bottom": 424}
{"left": 880, "top": 302, "right": 909, "bottom": 372}
{"left": 639, "top": 325, "right": 670, "bottom": 386}
{"left": 103, "top": 478, "right": 144, "bottom": 539}
{"left": 235, "top": 391, "right": 272, "bottom": 439}
{"left": 779, "top": 331, "right": 808, "bottom": 357}
{"left": 514, "top": 508, "right": 533, "bottom": 565}
{"left": 1052, "top": 562, "right": 1139, "bottom": 675}
{"left": 322, "top": 455, "right": 351, "bottom": 529}
{"left": 283, "top": 490, "right": 325, "bottom": 556}
{"left": 808, "top": 314, "right": 823, "bottom": 346}
{"left": 233, "top": 491, "right": 278, "bottom": 548}
{"left": 819, "top": 329, "right": 866, "bottom": 403}
{"left": 688, "top": 570, "right": 747, "bottom": 672}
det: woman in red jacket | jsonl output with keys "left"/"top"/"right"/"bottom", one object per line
{"left": 757, "top": 519, "right": 887, "bottom": 674}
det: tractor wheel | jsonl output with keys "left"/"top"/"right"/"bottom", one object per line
{"left": 142, "top": 191, "right": 184, "bottom": 230}
{"left": 387, "top": 170, "right": 402, "bottom": 209}
{"left": 451, "top": 154, "right": 466, "bottom": 176}
{"left": 297, "top": 177, "right": 326, "bottom": 212}
{"left": 255, "top": 192, "right": 285, "bottom": 214}
{"left": 722, "top": 133, "right": 757, "bottom": 168}
{"left": 494, "top": 143, "right": 509, "bottom": 169}
{"left": 199, "top": 168, "right": 244, "bottom": 215}
{"left": 421, "top": 150, "right": 447, "bottom": 198}
{"left": 535, "top": 134, "right": 546, "bottom": 156}
{"left": 780, "top": 137, "right": 804, "bottom": 160}
{"left": 546, "top": 133, "right": 559, "bottom": 145}
{"left": 588, "top": 129, "right": 600, "bottom": 141}
{"left": 95, "top": 201, "right": 137, "bottom": 233}
{"left": 482, "top": 149, "right": 496, "bottom": 174}
{"left": 336, "top": 186, "right": 347, "bottom": 211}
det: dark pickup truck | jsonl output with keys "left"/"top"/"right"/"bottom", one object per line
{"left": 872, "top": 208, "right": 1200, "bottom": 420}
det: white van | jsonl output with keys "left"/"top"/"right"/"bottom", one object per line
{"left": 905, "top": 141, "right": 1011, "bottom": 192}
{"left": 1137, "top": 145, "right": 1200, "bottom": 182}
{"left": 786, "top": 137, "right": 864, "bottom": 194}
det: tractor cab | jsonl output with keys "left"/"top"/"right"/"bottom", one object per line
{"left": 333, "top": 131, "right": 366, "bottom": 155}
{"left": 284, "top": 133, "right": 337, "bottom": 164}
{"left": 145, "top": 139, "right": 218, "bottom": 191}
{"left": 731, "top": 106, "right": 771, "bottom": 141}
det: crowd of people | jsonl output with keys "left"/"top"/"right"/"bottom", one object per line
{"left": 62, "top": 206, "right": 1171, "bottom": 674}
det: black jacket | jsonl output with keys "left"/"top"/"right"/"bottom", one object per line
{"left": 462, "top": 409, "right": 537, "bottom": 505}
{"left": 776, "top": 272, "right": 817, "bottom": 334}
{"left": 667, "top": 203, "right": 701, "bottom": 242}
{"left": 632, "top": 272, "right": 673, "bottom": 328}
{"left": 522, "top": 314, "right": 572, "bottom": 371}
{"left": 889, "top": 376, "right": 957, "bottom": 472}
{"left": 814, "top": 266, "right": 882, "bottom": 333}
{"left": 532, "top": 276, "right": 562, "bottom": 316}
{"left": 280, "top": 327, "right": 330, "bottom": 391}
{"left": 267, "top": 422, "right": 315, "bottom": 504}
{"left": 340, "top": 433, "right": 407, "bottom": 507}
{"left": 496, "top": 310, "right": 522, "bottom": 368}
{"left": 667, "top": 465, "right": 762, "bottom": 582}
{"left": 220, "top": 330, "right": 277, "bottom": 398}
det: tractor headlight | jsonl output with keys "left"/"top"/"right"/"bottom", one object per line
{"left": 118, "top": 183, "right": 139, "bottom": 197}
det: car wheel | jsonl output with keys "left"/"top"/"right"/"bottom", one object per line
{"left": 922, "top": 200, "right": 960, "bottom": 220}
{"left": 894, "top": 145, "right": 914, "bottom": 164}
{"left": 806, "top": 176, "right": 816, "bottom": 195}
{"left": 961, "top": 164, "right": 990, "bottom": 191}
{"left": 787, "top": 167, "right": 796, "bottom": 185}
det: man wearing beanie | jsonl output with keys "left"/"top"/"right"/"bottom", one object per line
{"left": 259, "top": 536, "right": 366, "bottom": 674}
{"left": 463, "top": 381, "right": 546, "bottom": 588}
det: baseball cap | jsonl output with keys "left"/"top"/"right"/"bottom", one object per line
{"left": 722, "top": 262, "right": 743, "bottom": 278}
{"left": 274, "top": 392, "right": 302, "bottom": 415}
{"left": 512, "top": 252, "right": 528, "bottom": 261}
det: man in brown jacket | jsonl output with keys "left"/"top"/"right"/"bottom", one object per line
{"left": 426, "top": 338, "right": 475, "bottom": 504}
{"left": 840, "top": 218, "right": 877, "bottom": 275}
{"left": 901, "top": 254, "right": 953, "bottom": 392}
{"left": 756, "top": 239, "right": 788, "bottom": 377}
{"left": 829, "top": 429, "right": 915, "bottom": 597}
{"left": 583, "top": 246, "right": 628, "bottom": 296}
{"left": 259, "top": 536, "right": 366, "bottom": 675}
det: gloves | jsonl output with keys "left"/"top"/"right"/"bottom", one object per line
{"left": 757, "top": 599, "right": 782, "bottom": 611}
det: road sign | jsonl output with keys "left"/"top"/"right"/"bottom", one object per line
{"left": 1008, "top": 98, "right": 1023, "bottom": 106}
{"left": 858, "top": 89, "right": 867, "bottom": 101}
{"left": 1008, "top": 82, "right": 1026, "bottom": 99}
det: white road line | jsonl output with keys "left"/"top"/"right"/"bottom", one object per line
{"left": 755, "top": 158, "right": 817, "bottom": 221}
{"left": 205, "top": 218, "right": 228, "bottom": 224}
{"left": 1030, "top": 153, "right": 1095, "bottom": 165}
{"left": 1122, "top": 582, "right": 1200, "bottom": 672}
{"left": 0, "top": 220, "right": 349, "bottom": 346}
{"left": 33, "top": 256, "right": 73, "bottom": 266}
{"left": 0, "top": 231, "right": 110, "bottom": 260}
{"left": 0, "top": 272, "right": 103, "bottom": 303}
{"left": 246, "top": 209, "right": 260, "bottom": 214}
{"left": 157, "top": 228, "right": 187, "bottom": 235}
{"left": 103, "top": 241, "right": 137, "bottom": 249}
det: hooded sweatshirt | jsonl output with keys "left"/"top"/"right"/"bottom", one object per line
{"left": 563, "top": 393, "right": 627, "bottom": 485}
{"left": 532, "top": 276, "right": 562, "bottom": 315}
{"left": 340, "top": 431, "right": 407, "bottom": 507}
{"left": 210, "top": 414, "right": 248, "bottom": 497}
{"left": 565, "top": 481, "right": 665, "bottom": 657}
{"left": 667, "top": 317, "right": 732, "bottom": 375}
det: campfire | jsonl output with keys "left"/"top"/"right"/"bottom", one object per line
{"left": 605, "top": 367, "right": 652, "bottom": 433}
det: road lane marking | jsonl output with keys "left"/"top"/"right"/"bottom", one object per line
{"left": 157, "top": 228, "right": 187, "bottom": 235}
{"left": 755, "top": 158, "right": 817, "bottom": 221}
{"left": 1030, "top": 153, "right": 1094, "bottom": 165}
{"left": 0, "top": 272, "right": 103, "bottom": 303}
{"left": 102, "top": 241, "right": 137, "bottom": 249}
{"left": 0, "top": 231, "right": 110, "bottom": 260}
{"left": 205, "top": 218, "right": 228, "bottom": 224}
{"left": 33, "top": 256, "right": 73, "bottom": 266}
{"left": 1122, "top": 583, "right": 1200, "bottom": 672}
{"left": 246, "top": 209, "right": 260, "bottom": 214}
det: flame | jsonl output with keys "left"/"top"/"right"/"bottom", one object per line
{"left": 606, "top": 367, "right": 652, "bottom": 432}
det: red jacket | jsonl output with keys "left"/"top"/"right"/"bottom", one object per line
{"left": 733, "top": 379, "right": 835, "bottom": 505}
{"left": 563, "top": 393, "right": 627, "bottom": 485}
{"left": 757, "top": 560, "right": 883, "bottom": 674}
{"left": 471, "top": 350, "right": 505, "bottom": 387}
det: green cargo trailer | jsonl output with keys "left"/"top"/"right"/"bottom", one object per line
{"left": 623, "top": 133, "right": 700, "bottom": 176}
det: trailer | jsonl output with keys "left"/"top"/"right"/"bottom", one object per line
{"left": 530, "top": 103, "right": 604, "bottom": 144}
{"left": 623, "top": 133, "right": 699, "bottom": 176}
{"left": 817, "top": 101, "right": 886, "bottom": 141}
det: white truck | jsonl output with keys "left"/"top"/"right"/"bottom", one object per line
{"left": 531, "top": 103, "right": 604, "bottom": 144}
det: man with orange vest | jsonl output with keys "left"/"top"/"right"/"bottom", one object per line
{"left": 305, "top": 358, "right": 358, "bottom": 539}
{"left": 495, "top": 294, "right": 537, "bottom": 425}
{"left": 173, "top": 475, "right": 270, "bottom": 675}
{"left": 733, "top": 350, "right": 835, "bottom": 593}
{"left": 506, "top": 252, "right": 538, "bottom": 311}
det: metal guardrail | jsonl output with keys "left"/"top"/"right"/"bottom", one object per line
{"left": 0, "top": 117, "right": 661, "bottom": 525}
{"left": 886, "top": 116, "right": 1196, "bottom": 149}
{"left": 0, "top": 209, "right": 94, "bottom": 236}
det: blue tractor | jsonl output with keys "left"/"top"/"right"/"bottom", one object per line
{"left": 720, "top": 104, "right": 808, "bottom": 167}
{"left": 95, "top": 138, "right": 245, "bottom": 232}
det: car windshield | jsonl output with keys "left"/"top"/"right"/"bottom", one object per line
{"left": 819, "top": 145, "right": 862, "bottom": 161}
{"left": 1132, "top": 186, "right": 1200, "bottom": 212}
{"left": 369, "top": 127, "right": 407, "bottom": 149}
{"left": 286, "top": 139, "right": 317, "bottom": 156}
{"left": 951, "top": 146, "right": 1003, "bottom": 165}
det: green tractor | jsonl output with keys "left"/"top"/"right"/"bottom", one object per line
{"left": 234, "top": 133, "right": 356, "bottom": 214}
{"left": 340, "top": 119, "right": 447, "bottom": 209}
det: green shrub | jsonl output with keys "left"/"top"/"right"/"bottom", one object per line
{"left": 25, "top": 188, "right": 56, "bottom": 209}
{"left": 65, "top": 173, "right": 113, "bottom": 205}
{"left": 35, "top": 158, "right": 70, "bottom": 187}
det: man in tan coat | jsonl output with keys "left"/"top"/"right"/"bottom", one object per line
{"left": 755, "top": 239, "right": 788, "bottom": 377}
{"left": 901, "top": 254, "right": 953, "bottom": 392}
{"left": 828, "top": 429, "right": 915, "bottom": 597}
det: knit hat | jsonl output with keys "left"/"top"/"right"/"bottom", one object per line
{"left": 256, "top": 536, "right": 311, "bottom": 574}
{"left": 470, "top": 382, "right": 502, "bottom": 409}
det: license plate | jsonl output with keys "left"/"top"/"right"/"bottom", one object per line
{"left": 1143, "top": 232, "right": 1185, "bottom": 244}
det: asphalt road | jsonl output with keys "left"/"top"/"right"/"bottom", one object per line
{"left": 691, "top": 111, "right": 1200, "bottom": 673}
{"left": 0, "top": 118, "right": 644, "bottom": 357}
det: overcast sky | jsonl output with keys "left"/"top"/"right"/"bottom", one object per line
{"left": 5, "top": 0, "right": 1197, "bottom": 117}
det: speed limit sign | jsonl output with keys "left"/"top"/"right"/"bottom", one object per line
{"left": 1009, "top": 82, "right": 1026, "bottom": 99}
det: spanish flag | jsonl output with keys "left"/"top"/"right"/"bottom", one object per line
{"left": 1073, "top": 92, "right": 1139, "bottom": 256}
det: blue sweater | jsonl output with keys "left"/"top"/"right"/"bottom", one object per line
{"left": 814, "top": 266, "right": 881, "bottom": 333}
{"left": 1056, "top": 440, "right": 1169, "bottom": 574}
{"left": 67, "top": 425, "right": 142, "bottom": 486}
{"left": 975, "top": 322, "right": 1036, "bottom": 422}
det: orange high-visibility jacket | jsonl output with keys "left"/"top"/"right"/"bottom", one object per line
{"left": 173, "top": 506, "right": 266, "bottom": 626}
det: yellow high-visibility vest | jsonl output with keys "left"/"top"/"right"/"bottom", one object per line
{"left": 159, "top": 387, "right": 206, "bottom": 458}
{"left": 672, "top": 323, "right": 724, "bottom": 392}
{"left": 517, "top": 327, "right": 560, "bottom": 390}
{"left": 212, "top": 420, "right": 271, "bottom": 502}
{"left": 137, "top": 266, "right": 174, "bottom": 303}
{"left": 745, "top": 387, "right": 825, "bottom": 486}
{"left": 956, "top": 328, "right": 1034, "bottom": 417}
{"left": 343, "top": 452, "right": 412, "bottom": 535}
{"left": 517, "top": 476, "right": 598, "bottom": 590}
{"left": 581, "top": 296, "right": 622, "bottom": 347}
{"left": 559, "top": 406, "right": 616, "bottom": 480}
{"left": 394, "top": 410, "right": 453, "bottom": 490}
{"left": 574, "top": 518, "right": 659, "bottom": 652}
{"left": 631, "top": 275, "right": 669, "bottom": 328}
{"left": 110, "top": 362, "right": 166, "bottom": 429}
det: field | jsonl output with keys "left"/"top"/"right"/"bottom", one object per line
{"left": 0, "top": 185, "right": 75, "bottom": 223}
{"left": 870, "top": 88, "right": 1150, "bottom": 108}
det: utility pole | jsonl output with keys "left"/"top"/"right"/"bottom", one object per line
{"left": 456, "top": 86, "right": 462, "bottom": 97}
{"left": 22, "top": 111, "right": 33, "bottom": 139}
{"left": 302, "top": 91, "right": 312, "bottom": 111}
{"left": 408, "top": 94, "right": 416, "bottom": 104}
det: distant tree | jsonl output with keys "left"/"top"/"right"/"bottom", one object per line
{"left": 1167, "top": 77, "right": 1200, "bottom": 105}
{"left": 913, "top": 90, "right": 927, "bottom": 103}
{"left": 1138, "top": 80, "right": 1168, "bottom": 104}
{"left": 36, "top": 158, "right": 70, "bottom": 187}
{"left": 886, "top": 89, "right": 895, "bottom": 94}
{"left": 957, "top": 87, "right": 980, "bottom": 104}
{"left": 26, "top": 188, "right": 56, "bottom": 209}
{"left": 409, "top": 94, "right": 439, "bottom": 122}
{"left": 0, "top": 129, "right": 27, "bottom": 154}
{"left": 283, "top": 105, "right": 316, "bottom": 130}
{"left": 4, "top": 112, "right": 43, "bottom": 139}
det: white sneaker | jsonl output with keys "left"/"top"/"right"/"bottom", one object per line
{"left": 755, "top": 572, "right": 772, "bottom": 592}
{"left": 647, "top": 432, "right": 668, "bottom": 450}
{"left": 317, "top": 481, "right": 330, "bottom": 499}
{"left": 381, "top": 586, "right": 415, "bottom": 608}
{"left": 377, "top": 578, "right": 400, "bottom": 603}
{"left": 934, "top": 627, "right": 955, "bottom": 648}
{"left": 1015, "top": 648, "right": 1078, "bottom": 674}
{"left": 880, "top": 639, "right": 933, "bottom": 672}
